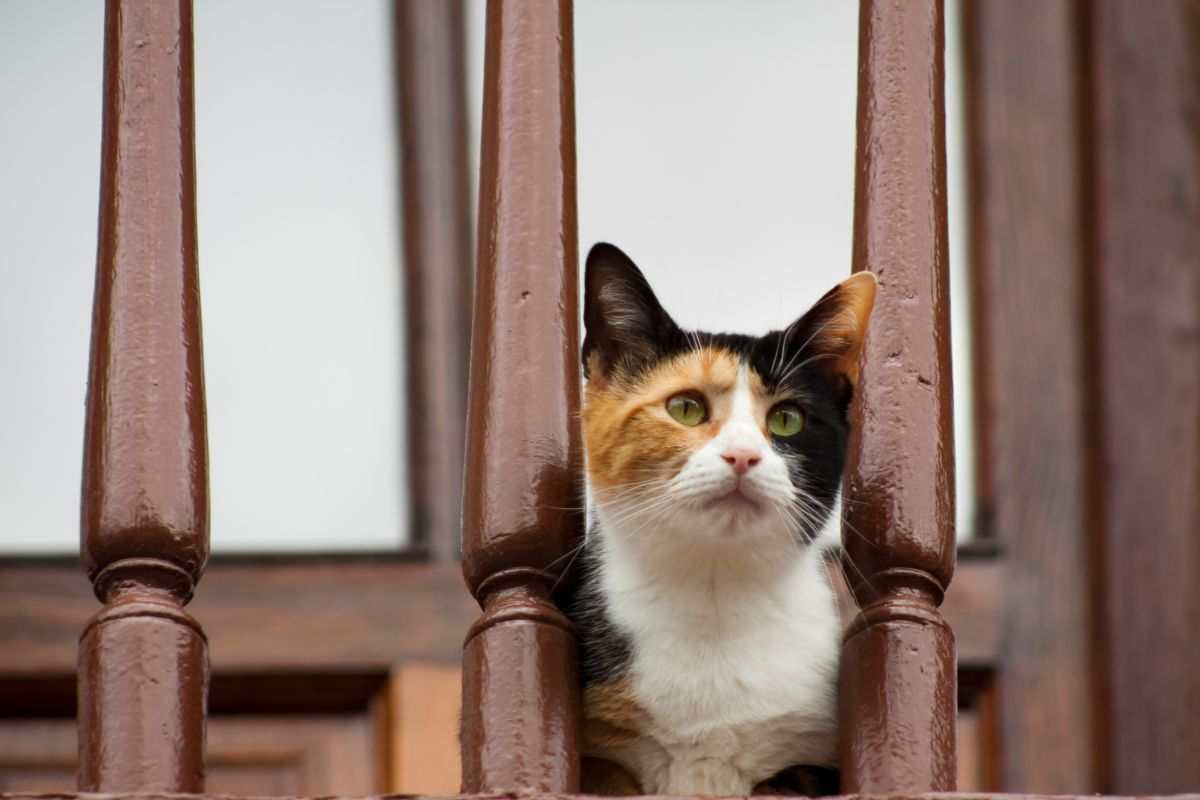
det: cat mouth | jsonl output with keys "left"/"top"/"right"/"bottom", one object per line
{"left": 704, "top": 487, "right": 763, "bottom": 513}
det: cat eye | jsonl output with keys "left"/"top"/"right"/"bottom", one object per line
{"left": 767, "top": 403, "right": 805, "bottom": 437}
{"left": 666, "top": 393, "right": 707, "bottom": 427}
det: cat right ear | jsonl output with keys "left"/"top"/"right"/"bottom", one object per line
{"left": 583, "top": 243, "right": 678, "bottom": 379}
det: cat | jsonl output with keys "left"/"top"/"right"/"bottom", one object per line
{"left": 564, "top": 242, "right": 876, "bottom": 796}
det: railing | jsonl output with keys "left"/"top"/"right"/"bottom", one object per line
{"left": 15, "top": 1, "right": 1193, "bottom": 799}
{"left": 459, "top": 0, "right": 957, "bottom": 794}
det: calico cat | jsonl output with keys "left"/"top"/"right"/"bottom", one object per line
{"left": 566, "top": 243, "right": 876, "bottom": 796}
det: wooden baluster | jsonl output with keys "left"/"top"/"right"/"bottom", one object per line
{"left": 78, "top": 0, "right": 208, "bottom": 792}
{"left": 460, "top": 0, "right": 581, "bottom": 793}
{"left": 395, "top": 0, "right": 473, "bottom": 562}
{"left": 840, "top": 0, "right": 957, "bottom": 792}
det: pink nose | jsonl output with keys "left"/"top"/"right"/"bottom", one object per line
{"left": 721, "top": 448, "right": 762, "bottom": 475}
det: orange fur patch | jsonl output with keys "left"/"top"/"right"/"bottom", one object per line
{"left": 581, "top": 678, "right": 655, "bottom": 796}
{"left": 583, "top": 679, "right": 651, "bottom": 749}
{"left": 585, "top": 346, "right": 819, "bottom": 485}
{"left": 584, "top": 347, "right": 741, "bottom": 491}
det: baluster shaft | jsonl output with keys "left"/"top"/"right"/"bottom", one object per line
{"left": 840, "top": 0, "right": 957, "bottom": 792}
{"left": 460, "top": 0, "right": 582, "bottom": 793}
{"left": 79, "top": 0, "right": 209, "bottom": 792}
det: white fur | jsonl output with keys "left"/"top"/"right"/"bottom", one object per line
{"left": 589, "top": 368, "right": 841, "bottom": 795}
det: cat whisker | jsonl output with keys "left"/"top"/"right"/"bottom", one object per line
{"left": 774, "top": 315, "right": 834, "bottom": 379}
{"left": 784, "top": 490, "right": 879, "bottom": 601}
{"left": 775, "top": 308, "right": 856, "bottom": 384}
{"left": 549, "top": 540, "right": 590, "bottom": 594}
{"left": 770, "top": 314, "right": 805, "bottom": 378}
{"left": 836, "top": 550, "right": 880, "bottom": 604}
{"left": 599, "top": 493, "right": 677, "bottom": 532}
{"left": 543, "top": 539, "right": 588, "bottom": 574}
{"left": 778, "top": 352, "right": 840, "bottom": 386}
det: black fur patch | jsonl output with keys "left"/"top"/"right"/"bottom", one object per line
{"left": 562, "top": 528, "right": 634, "bottom": 688}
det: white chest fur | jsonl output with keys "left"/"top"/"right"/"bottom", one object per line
{"left": 597, "top": 532, "right": 841, "bottom": 795}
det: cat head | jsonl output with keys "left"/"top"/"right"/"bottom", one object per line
{"left": 582, "top": 242, "right": 875, "bottom": 561}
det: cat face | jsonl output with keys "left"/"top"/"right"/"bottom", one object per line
{"left": 581, "top": 243, "right": 875, "bottom": 557}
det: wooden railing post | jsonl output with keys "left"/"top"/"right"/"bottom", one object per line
{"left": 840, "top": 0, "right": 957, "bottom": 792}
{"left": 460, "top": 0, "right": 581, "bottom": 793}
{"left": 78, "top": 0, "right": 209, "bottom": 792}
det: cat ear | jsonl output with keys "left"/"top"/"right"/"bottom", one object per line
{"left": 782, "top": 271, "right": 877, "bottom": 389}
{"left": 582, "top": 243, "right": 679, "bottom": 378}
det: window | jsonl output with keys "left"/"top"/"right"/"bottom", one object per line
{"left": 0, "top": 0, "right": 974, "bottom": 554}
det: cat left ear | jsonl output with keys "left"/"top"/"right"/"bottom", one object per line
{"left": 582, "top": 243, "right": 679, "bottom": 379}
{"left": 783, "top": 271, "right": 877, "bottom": 389}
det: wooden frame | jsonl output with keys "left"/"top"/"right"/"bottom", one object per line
{"left": 961, "top": 0, "right": 1200, "bottom": 792}
{"left": 395, "top": 0, "right": 474, "bottom": 563}
{"left": 0, "top": 555, "right": 999, "bottom": 693}
{"left": 961, "top": 0, "right": 1099, "bottom": 791}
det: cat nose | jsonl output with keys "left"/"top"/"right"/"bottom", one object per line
{"left": 721, "top": 448, "right": 762, "bottom": 475}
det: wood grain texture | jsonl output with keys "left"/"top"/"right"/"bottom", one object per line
{"left": 1086, "top": 0, "right": 1200, "bottom": 792}
{"left": 387, "top": 664, "right": 462, "bottom": 794}
{"left": 0, "top": 560, "right": 474, "bottom": 676}
{"left": 961, "top": 0, "right": 1101, "bottom": 792}
{"left": 0, "top": 716, "right": 378, "bottom": 796}
{"left": 0, "top": 556, "right": 996, "bottom": 676}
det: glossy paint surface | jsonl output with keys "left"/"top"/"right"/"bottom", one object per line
{"left": 840, "top": 0, "right": 957, "bottom": 792}
{"left": 461, "top": 584, "right": 580, "bottom": 793}
{"left": 462, "top": 0, "right": 582, "bottom": 591}
{"left": 82, "top": 0, "right": 208, "bottom": 581}
{"left": 78, "top": 600, "right": 208, "bottom": 792}
{"left": 78, "top": 0, "right": 209, "bottom": 791}
{"left": 460, "top": 0, "right": 582, "bottom": 793}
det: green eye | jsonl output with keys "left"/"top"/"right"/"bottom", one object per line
{"left": 767, "top": 403, "right": 805, "bottom": 437}
{"left": 666, "top": 393, "right": 707, "bottom": 426}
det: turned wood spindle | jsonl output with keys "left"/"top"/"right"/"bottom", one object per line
{"left": 459, "top": 0, "right": 582, "bottom": 794}
{"left": 839, "top": 0, "right": 958, "bottom": 792}
{"left": 78, "top": 0, "right": 209, "bottom": 792}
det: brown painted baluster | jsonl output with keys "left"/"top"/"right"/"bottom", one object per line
{"left": 395, "top": 0, "right": 473, "bottom": 562}
{"left": 460, "top": 0, "right": 581, "bottom": 793}
{"left": 840, "top": 0, "right": 957, "bottom": 792}
{"left": 78, "top": 0, "right": 208, "bottom": 792}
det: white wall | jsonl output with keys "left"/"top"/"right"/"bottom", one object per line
{"left": 0, "top": 1, "right": 973, "bottom": 554}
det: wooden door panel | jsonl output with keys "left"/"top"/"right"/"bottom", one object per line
{"left": 387, "top": 664, "right": 462, "bottom": 794}
{"left": 0, "top": 663, "right": 463, "bottom": 795}
{"left": 0, "top": 715, "right": 378, "bottom": 795}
